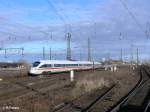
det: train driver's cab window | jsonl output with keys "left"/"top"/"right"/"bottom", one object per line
{"left": 39, "top": 64, "right": 47, "bottom": 68}
{"left": 33, "top": 61, "right": 40, "bottom": 67}
{"left": 40, "top": 64, "right": 52, "bottom": 68}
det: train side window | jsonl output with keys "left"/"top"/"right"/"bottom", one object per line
{"left": 47, "top": 64, "right": 52, "bottom": 67}
{"left": 66, "top": 64, "right": 78, "bottom": 66}
{"left": 54, "top": 64, "right": 61, "bottom": 67}
{"left": 72, "top": 64, "right": 78, "bottom": 66}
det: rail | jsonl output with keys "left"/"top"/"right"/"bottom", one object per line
{"left": 48, "top": 66, "right": 150, "bottom": 112}
{"left": 81, "top": 84, "right": 116, "bottom": 112}
{"left": 49, "top": 85, "right": 116, "bottom": 112}
{"left": 107, "top": 66, "right": 150, "bottom": 112}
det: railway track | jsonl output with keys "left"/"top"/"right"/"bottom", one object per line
{"left": 48, "top": 85, "right": 116, "bottom": 112}
{"left": 0, "top": 69, "right": 107, "bottom": 102}
{"left": 48, "top": 65, "right": 150, "bottom": 112}
{"left": 107, "top": 65, "right": 150, "bottom": 112}
{"left": 0, "top": 66, "right": 144, "bottom": 112}
{"left": 0, "top": 70, "right": 100, "bottom": 102}
{"left": 0, "top": 74, "right": 70, "bottom": 101}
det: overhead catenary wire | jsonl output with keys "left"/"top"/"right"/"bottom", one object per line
{"left": 46, "top": 0, "right": 74, "bottom": 35}
{"left": 0, "top": 0, "right": 51, "bottom": 39}
{"left": 0, "top": 48, "right": 24, "bottom": 58}
{"left": 119, "top": 0, "right": 145, "bottom": 36}
{"left": 45, "top": 0, "right": 68, "bottom": 31}
{"left": 0, "top": 1, "right": 56, "bottom": 53}
{"left": 45, "top": 0, "right": 75, "bottom": 60}
{"left": 0, "top": 21, "right": 51, "bottom": 40}
{"left": 119, "top": 0, "right": 145, "bottom": 64}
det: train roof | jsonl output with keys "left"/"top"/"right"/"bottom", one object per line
{"left": 37, "top": 60, "right": 101, "bottom": 64}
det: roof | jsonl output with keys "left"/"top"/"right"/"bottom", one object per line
{"left": 38, "top": 60, "right": 101, "bottom": 65}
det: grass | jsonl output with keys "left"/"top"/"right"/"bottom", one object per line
{"left": 0, "top": 67, "right": 136, "bottom": 112}
{"left": 75, "top": 77, "right": 110, "bottom": 93}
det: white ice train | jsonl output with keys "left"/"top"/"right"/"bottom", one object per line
{"left": 29, "top": 60, "right": 101, "bottom": 75}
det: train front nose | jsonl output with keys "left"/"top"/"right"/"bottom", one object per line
{"left": 29, "top": 68, "right": 38, "bottom": 75}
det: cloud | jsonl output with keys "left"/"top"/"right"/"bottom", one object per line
{"left": 0, "top": 0, "right": 150, "bottom": 60}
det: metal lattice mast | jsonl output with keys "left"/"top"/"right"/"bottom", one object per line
{"left": 0, "top": 48, "right": 24, "bottom": 59}
{"left": 43, "top": 47, "right": 45, "bottom": 60}
{"left": 137, "top": 48, "right": 139, "bottom": 66}
{"left": 4, "top": 49, "right": 7, "bottom": 58}
{"left": 49, "top": 48, "right": 52, "bottom": 60}
{"left": 88, "top": 37, "right": 92, "bottom": 61}
{"left": 21, "top": 48, "right": 24, "bottom": 57}
{"left": 66, "top": 32, "right": 71, "bottom": 60}
{"left": 120, "top": 48, "right": 123, "bottom": 61}
{"left": 131, "top": 42, "right": 134, "bottom": 65}
{"left": 80, "top": 49, "right": 82, "bottom": 61}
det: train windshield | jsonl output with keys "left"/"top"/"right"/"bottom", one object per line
{"left": 33, "top": 61, "right": 40, "bottom": 67}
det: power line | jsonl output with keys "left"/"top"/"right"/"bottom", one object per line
{"left": 45, "top": 0, "right": 67, "bottom": 26}
{"left": 0, "top": 21, "right": 50, "bottom": 38}
{"left": 0, "top": 48, "right": 24, "bottom": 58}
{"left": 119, "top": 0, "right": 145, "bottom": 34}
{"left": 0, "top": 31, "right": 26, "bottom": 40}
{"left": 45, "top": 0, "right": 73, "bottom": 33}
{"left": 1, "top": 0, "right": 70, "bottom": 44}
{"left": 0, "top": 0, "right": 50, "bottom": 37}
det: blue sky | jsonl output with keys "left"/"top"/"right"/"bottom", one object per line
{"left": 0, "top": 0, "right": 150, "bottom": 62}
